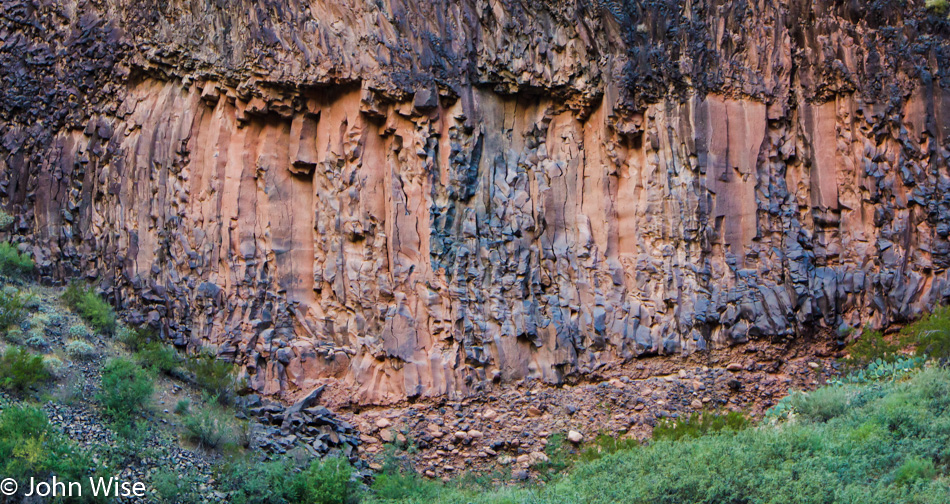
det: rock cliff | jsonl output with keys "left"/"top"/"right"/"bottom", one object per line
{"left": 2, "top": 0, "right": 950, "bottom": 403}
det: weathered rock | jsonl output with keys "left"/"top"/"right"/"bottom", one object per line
{"left": 1, "top": 0, "right": 950, "bottom": 406}
{"left": 567, "top": 430, "right": 584, "bottom": 444}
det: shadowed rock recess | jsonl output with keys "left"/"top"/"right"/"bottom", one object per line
{"left": 1, "top": 0, "right": 950, "bottom": 404}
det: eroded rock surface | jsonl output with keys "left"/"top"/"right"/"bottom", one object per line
{"left": 2, "top": 0, "right": 950, "bottom": 403}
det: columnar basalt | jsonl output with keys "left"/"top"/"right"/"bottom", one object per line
{"left": 2, "top": 0, "right": 950, "bottom": 403}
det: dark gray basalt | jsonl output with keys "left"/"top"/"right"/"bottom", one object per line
{"left": 1, "top": 0, "right": 949, "bottom": 403}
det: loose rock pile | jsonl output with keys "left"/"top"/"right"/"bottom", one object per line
{"left": 243, "top": 387, "right": 367, "bottom": 473}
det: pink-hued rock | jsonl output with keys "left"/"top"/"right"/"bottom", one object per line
{"left": 1, "top": 0, "right": 949, "bottom": 405}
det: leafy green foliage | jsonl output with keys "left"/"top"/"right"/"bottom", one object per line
{"left": 371, "top": 445, "right": 442, "bottom": 501}
{"left": 175, "top": 399, "right": 191, "bottom": 415}
{"left": 652, "top": 410, "right": 750, "bottom": 441}
{"left": 63, "top": 281, "right": 117, "bottom": 335}
{"left": 136, "top": 341, "right": 182, "bottom": 375}
{"left": 844, "top": 326, "right": 905, "bottom": 367}
{"left": 0, "top": 405, "right": 92, "bottom": 494}
{"left": 292, "top": 456, "right": 361, "bottom": 504}
{"left": 97, "top": 357, "right": 154, "bottom": 425}
{"left": 0, "top": 242, "right": 34, "bottom": 278}
{"left": 0, "top": 286, "right": 27, "bottom": 331}
{"left": 902, "top": 306, "right": 950, "bottom": 362}
{"left": 153, "top": 469, "right": 203, "bottom": 504}
{"left": 926, "top": 0, "right": 949, "bottom": 15}
{"left": 578, "top": 433, "right": 639, "bottom": 463}
{"left": 216, "top": 457, "right": 300, "bottom": 504}
{"left": 65, "top": 339, "right": 97, "bottom": 360}
{"left": 894, "top": 457, "right": 938, "bottom": 485}
{"left": 364, "top": 367, "right": 950, "bottom": 503}
{"left": 182, "top": 407, "right": 236, "bottom": 450}
{"left": 0, "top": 346, "right": 51, "bottom": 392}
{"left": 186, "top": 351, "right": 238, "bottom": 405}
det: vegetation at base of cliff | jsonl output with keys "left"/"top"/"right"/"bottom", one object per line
{"left": 0, "top": 241, "right": 34, "bottom": 279}
{"left": 0, "top": 346, "right": 51, "bottom": 392}
{"left": 844, "top": 306, "right": 950, "bottom": 367}
{"left": 97, "top": 357, "right": 154, "bottom": 427}
{"left": 926, "top": 0, "right": 950, "bottom": 16}
{"left": 63, "top": 280, "right": 117, "bottom": 335}
{"left": 0, "top": 405, "right": 97, "bottom": 496}
{"left": 361, "top": 365, "right": 950, "bottom": 503}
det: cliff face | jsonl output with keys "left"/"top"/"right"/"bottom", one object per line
{"left": 2, "top": 0, "right": 950, "bottom": 403}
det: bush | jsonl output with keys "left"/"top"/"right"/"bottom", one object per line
{"left": 175, "top": 399, "right": 191, "bottom": 415}
{"left": 25, "top": 333, "right": 48, "bottom": 350}
{"left": 292, "top": 456, "right": 361, "bottom": 504}
{"left": 371, "top": 445, "right": 442, "bottom": 500}
{"left": 844, "top": 327, "right": 904, "bottom": 367}
{"left": 153, "top": 469, "right": 202, "bottom": 504}
{"left": 652, "top": 410, "right": 750, "bottom": 441}
{"left": 65, "top": 339, "right": 97, "bottom": 360}
{"left": 0, "top": 242, "right": 34, "bottom": 278}
{"left": 0, "top": 346, "right": 51, "bottom": 392}
{"left": 186, "top": 351, "right": 237, "bottom": 405}
{"left": 216, "top": 457, "right": 300, "bottom": 504}
{"left": 137, "top": 341, "right": 182, "bottom": 375}
{"left": 0, "top": 405, "right": 90, "bottom": 491}
{"left": 68, "top": 323, "right": 89, "bottom": 339}
{"left": 926, "top": 0, "right": 949, "bottom": 15}
{"left": 63, "top": 281, "right": 116, "bottom": 335}
{"left": 182, "top": 407, "right": 236, "bottom": 450}
{"left": 578, "top": 433, "right": 639, "bottom": 463}
{"left": 903, "top": 306, "right": 950, "bottom": 362}
{"left": 0, "top": 287, "right": 26, "bottom": 331}
{"left": 785, "top": 386, "right": 853, "bottom": 423}
{"left": 44, "top": 355, "right": 67, "bottom": 379}
{"left": 0, "top": 210, "right": 13, "bottom": 229}
{"left": 97, "top": 357, "right": 153, "bottom": 424}
{"left": 894, "top": 456, "right": 937, "bottom": 485}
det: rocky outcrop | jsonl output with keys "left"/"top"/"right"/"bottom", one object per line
{"left": 2, "top": 0, "right": 950, "bottom": 403}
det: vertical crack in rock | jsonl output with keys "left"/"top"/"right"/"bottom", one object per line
{"left": 1, "top": 0, "right": 950, "bottom": 403}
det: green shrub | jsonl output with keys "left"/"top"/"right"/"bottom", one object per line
{"left": 65, "top": 339, "right": 97, "bottom": 360}
{"left": 63, "top": 281, "right": 116, "bottom": 335}
{"left": 68, "top": 323, "right": 89, "bottom": 339}
{"left": 0, "top": 405, "right": 90, "bottom": 490}
{"left": 0, "top": 346, "right": 51, "bottom": 392}
{"left": 24, "top": 332, "right": 48, "bottom": 350}
{"left": 894, "top": 456, "right": 937, "bottom": 485}
{"left": 0, "top": 287, "right": 26, "bottom": 330}
{"left": 118, "top": 325, "right": 155, "bottom": 352}
{"left": 578, "top": 433, "right": 639, "bottom": 463}
{"left": 97, "top": 357, "right": 153, "bottom": 424}
{"left": 183, "top": 407, "right": 236, "bottom": 450}
{"left": 903, "top": 306, "right": 950, "bottom": 361}
{"left": 292, "top": 456, "right": 361, "bottom": 504}
{"left": 371, "top": 445, "right": 442, "bottom": 500}
{"left": 844, "top": 327, "right": 905, "bottom": 367}
{"left": 4, "top": 326, "right": 25, "bottom": 344}
{"left": 785, "top": 386, "right": 853, "bottom": 423}
{"left": 153, "top": 469, "right": 202, "bottom": 504}
{"left": 0, "top": 242, "right": 34, "bottom": 278}
{"left": 186, "top": 351, "right": 237, "bottom": 405}
{"left": 652, "top": 410, "right": 750, "bottom": 441}
{"left": 534, "top": 432, "right": 576, "bottom": 481}
{"left": 137, "top": 341, "right": 182, "bottom": 375}
{"left": 216, "top": 457, "right": 300, "bottom": 504}
{"left": 926, "top": 0, "right": 949, "bottom": 15}
{"left": 175, "top": 399, "right": 191, "bottom": 415}
{"left": 0, "top": 210, "right": 13, "bottom": 229}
